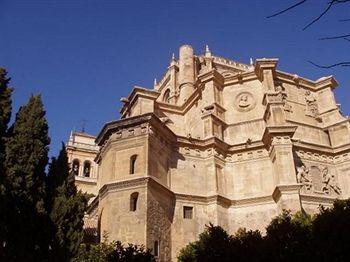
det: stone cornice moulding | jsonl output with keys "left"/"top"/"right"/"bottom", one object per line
{"left": 96, "top": 113, "right": 155, "bottom": 145}
{"left": 66, "top": 145, "right": 99, "bottom": 154}
{"left": 99, "top": 177, "right": 150, "bottom": 200}
{"left": 223, "top": 70, "right": 258, "bottom": 86}
{"left": 120, "top": 86, "right": 160, "bottom": 117}
{"left": 275, "top": 71, "right": 338, "bottom": 91}
{"left": 98, "top": 176, "right": 276, "bottom": 208}
{"left": 300, "top": 194, "right": 340, "bottom": 204}
{"left": 75, "top": 176, "right": 97, "bottom": 185}
{"left": 272, "top": 184, "right": 302, "bottom": 203}
{"left": 323, "top": 118, "right": 350, "bottom": 130}
{"left": 262, "top": 125, "right": 298, "bottom": 148}
{"left": 293, "top": 138, "right": 350, "bottom": 155}
{"left": 255, "top": 58, "right": 279, "bottom": 81}
{"left": 197, "top": 69, "right": 225, "bottom": 86}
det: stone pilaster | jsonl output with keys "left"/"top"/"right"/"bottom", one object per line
{"left": 255, "top": 58, "right": 278, "bottom": 91}
{"left": 263, "top": 126, "right": 302, "bottom": 213}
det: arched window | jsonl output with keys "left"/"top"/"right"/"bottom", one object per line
{"left": 163, "top": 89, "right": 170, "bottom": 103}
{"left": 130, "top": 192, "right": 139, "bottom": 211}
{"left": 83, "top": 161, "right": 91, "bottom": 177}
{"left": 72, "top": 159, "right": 80, "bottom": 176}
{"left": 130, "top": 155, "right": 138, "bottom": 174}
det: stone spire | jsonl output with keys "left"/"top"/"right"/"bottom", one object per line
{"left": 170, "top": 53, "right": 176, "bottom": 66}
{"left": 205, "top": 44, "right": 211, "bottom": 57}
{"left": 250, "top": 57, "right": 254, "bottom": 66}
{"left": 153, "top": 78, "right": 157, "bottom": 86}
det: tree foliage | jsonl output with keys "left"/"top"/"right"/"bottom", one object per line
{"left": 74, "top": 234, "right": 155, "bottom": 262}
{"left": 0, "top": 68, "right": 155, "bottom": 262}
{"left": 3, "top": 95, "right": 51, "bottom": 261}
{"left": 178, "top": 200, "right": 350, "bottom": 262}
{"left": 178, "top": 224, "right": 263, "bottom": 262}
{"left": 0, "top": 67, "right": 13, "bottom": 259}
{"left": 47, "top": 144, "right": 89, "bottom": 261}
{"left": 0, "top": 68, "right": 12, "bottom": 166}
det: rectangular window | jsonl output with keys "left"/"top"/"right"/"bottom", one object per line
{"left": 154, "top": 240, "right": 159, "bottom": 257}
{"left": 183, "top": 206, "right": 193, "bottom": 219}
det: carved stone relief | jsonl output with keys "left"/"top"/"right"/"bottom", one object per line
{"left": 296, "top": 164, "right": 341, "bottom": 196}
{"left": 234, "top": 92, "right": 256, "bottom": 112}
{"left": 296, "top": 165, "right": 312, "bottom": 191}
{"left": 305, "top": 91, "right": 319, "bottom": 118}
{"left": 321, "top": 166, "right": 342, "bottom": 195}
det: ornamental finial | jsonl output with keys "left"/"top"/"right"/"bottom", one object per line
{"left": 205, "top": 44, "right": 211, "bottom": 57}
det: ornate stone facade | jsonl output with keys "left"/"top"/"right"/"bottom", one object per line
{"left": 68, "top": 45, "right": 350, "bottom": 261}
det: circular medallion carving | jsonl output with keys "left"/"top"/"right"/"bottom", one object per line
{"left": 234, "top": 92, "right": 256, "bottom": 112}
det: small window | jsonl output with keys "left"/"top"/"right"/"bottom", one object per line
{"left": 154, "top": 240, "right": 159, "bottom": 257}
{"left": 83, "top": 161, "right": 91, "bottom": 177}
{"left": 72, "top": 159, "right": 80, "bottom": 176}
{"left": 130, "top": 192, "right": 139, "bottom": 211}
{"left": 130, "top": 155, "right": 138, "bottom": 174}
{"left": 163, "top": 89, "right": 170, "bottom": 103}
{"left": 183, "top": 206, "right": 193, "bottom": 219}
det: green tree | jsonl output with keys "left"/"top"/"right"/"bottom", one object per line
{"left": 0, "top": 67, "right": 13, "bottom": 259}
{"left": 47, "top": 144, "right": 89, "bottom": 261}
{"left": 178, "top": 224, "right": 233, "bottom": 262}
{"left": 0, "top": 68, "right": 12, "bottom": 168}
{"left": 264, "top": 210, "right": 313, "bottom": 262}
{"left": 4, "top": 95, "right": 51, "bottom": 261}
{"left": 231, "top": 228, "right": 263, "bottom": 262}
{"left": 312, "top": 199, "right": 350, "bottom": 262}
{"left": 74, "top": 234, "right": 155, "bottom": 262}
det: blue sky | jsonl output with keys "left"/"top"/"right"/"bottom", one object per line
{"left": 1, "top": 0, "right": 349, "bottom": 156}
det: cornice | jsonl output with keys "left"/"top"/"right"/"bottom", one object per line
{"left": 96, "top": 113, "right": 154, "bottom": 145}
{"left": 275, "top": 71, "right": 338, "bottom": 91}
{"left": 272, "top": 184, "right": 302, "bottom": 203}
{"left": 120, "top": 86, "right": 160, "bottom": 116}
{"left": 98, "top": 176, "right": 275, "bottom": 208}
{"left": 262, "top": 125, "right": 298, "bottom": 147}
{"left": 75, "top": 176, "right": 97, "bottom": 185}
{"left": 223, "top": 70, "right": 258, "bottom": 86}
{"left": 300, "top": 194, "right": 340, "bottom": 204}
{"left": 197, "top": 69, "right": 225, "bottom": 86}
{"left": 99, "top": 177, "right": 150, "bottom": 200}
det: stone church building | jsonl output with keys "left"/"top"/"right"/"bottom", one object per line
{"left": 66, "top": 45, "right": 350, "bottom": 261}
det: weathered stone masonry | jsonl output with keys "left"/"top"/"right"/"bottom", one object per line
{"left": 68, "top": 45, "right": 350, "bottom": 261}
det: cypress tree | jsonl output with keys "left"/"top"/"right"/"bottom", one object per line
{"left": 47, "top": 144, "right": 89, "bottom": 261}
{"left": 4, "top": 95, "right": 51, "bottom": 261}
{"left": 0, "top": 68, "right": 12, "bottom": 166}
{"left": 0, "top": 68, "right": 13, "bottom": 259}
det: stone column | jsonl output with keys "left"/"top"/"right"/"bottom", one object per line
{"left": 178, "top": 45, "right": 195, "bottom": 103}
